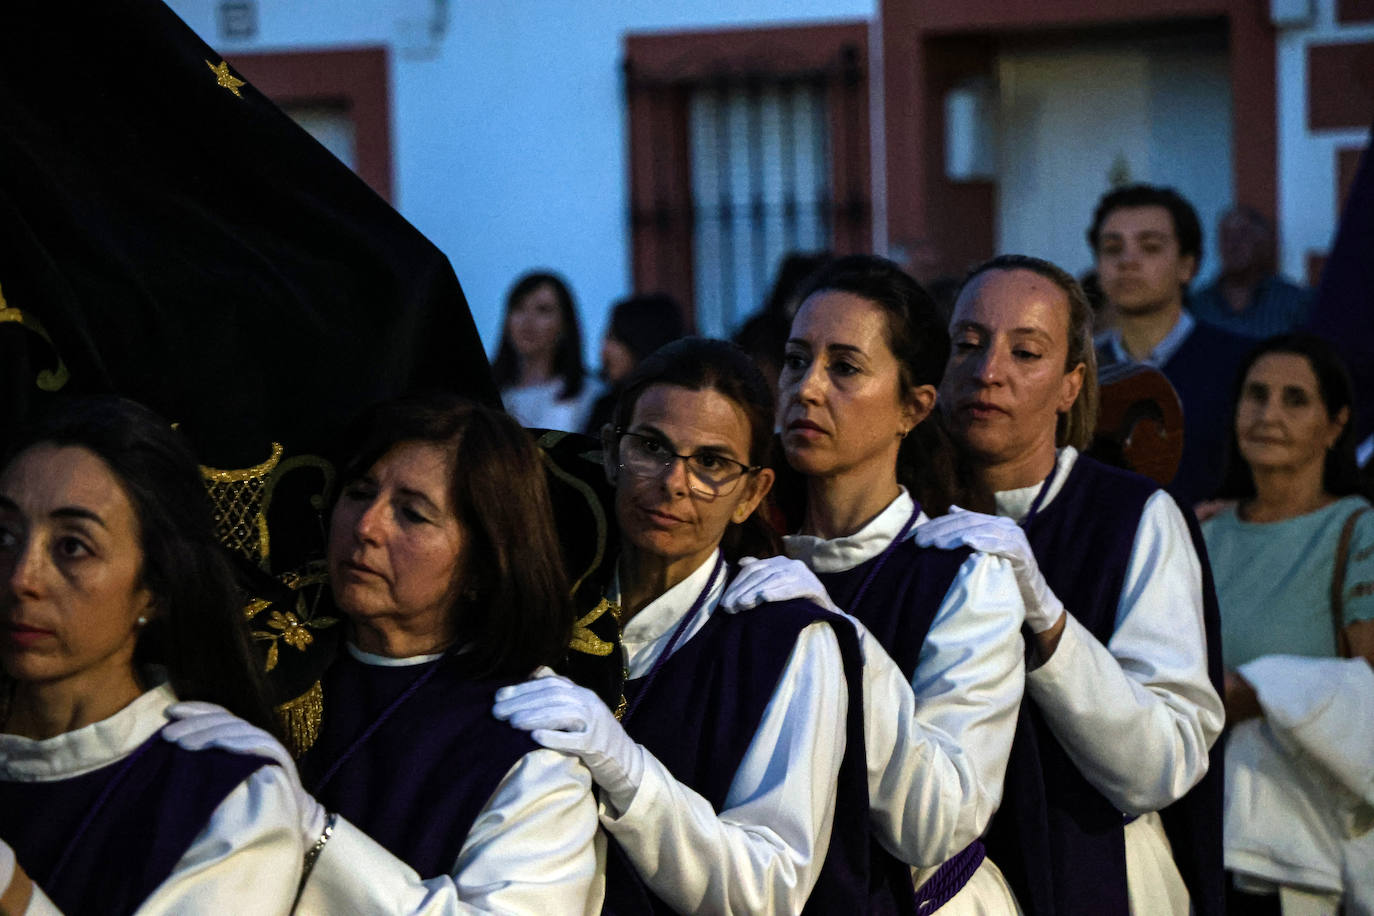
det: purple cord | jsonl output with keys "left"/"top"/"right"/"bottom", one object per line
{"left": 621, "top": 553, "right": 726, "bottom": 724}
{"left": 315, "top": 657, "right": 445, "bottom": 791}
{"left": 913, "top": 840, "right": 986, "bottom": 910}
{"left": 846, "top": 505, "right": 920, "bottom": 616}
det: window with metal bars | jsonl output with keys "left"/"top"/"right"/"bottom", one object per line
{"left": 624, "top": 23, "right": 872, "bottom": 335}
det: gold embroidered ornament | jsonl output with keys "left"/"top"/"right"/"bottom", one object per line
{"left": 0, "top": 281, "right": 70, "bottom": 392}
{"left": 206, "top": 60, "right": 245, "bottom": 98}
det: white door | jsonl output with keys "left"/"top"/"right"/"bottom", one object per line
{"left": 995, "top": 29, "right": 1233, "bottom": 283}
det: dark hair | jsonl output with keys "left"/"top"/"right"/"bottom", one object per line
{"left": 335, "top": 393, "right": 573, "bottom": 678}
{"left": 1218, "top": 333, "right": 1365, "bottom": 499}
{"left": 607, "top": 293, "right": 687, "bottom": 364}
{"left": 1, "top": 396, "right": 278, "bottom": 733}
{"left": 763, "top": 251, "right": 834, "bottom": 319}
{"left": 793, "top": 254, "right": 965, "bottom": 513}
{"left": 1087, "top": 184, "right": 1204, "bottom": 266}
{"left": 491, "top": 271, "right": 586, "bottom": 400}
{"left": 959, "top": 254, "right": 1100, "bottom": 451}
{"left": 610, "top": 337, "right": 779, "bottom": 559}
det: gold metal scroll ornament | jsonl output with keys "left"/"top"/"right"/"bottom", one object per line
{"left": 0, "top": 282, "right": 70, "bottom": 391}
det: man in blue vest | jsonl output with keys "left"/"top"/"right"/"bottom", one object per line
{"left": 1089, "top": 184, "right": 1253, "bottom": 509}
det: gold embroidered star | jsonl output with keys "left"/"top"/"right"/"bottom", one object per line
{"left": 206, "top": 59, "right": 245, "bottom": 98}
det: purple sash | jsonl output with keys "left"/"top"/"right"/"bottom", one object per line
{"left": 0, "top": 730, "right": 267, "bottom": 916}
{"left": 298, "top": 649, "right": 536, "bottom": 877}
{"left": 604, "top": 584, "right": 915, "bottom": 915}
{"left": 983, "top": 455, "right": 1225, "bottom": 916}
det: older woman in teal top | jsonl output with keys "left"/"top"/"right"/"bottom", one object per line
{"left": 1202, "top": 333, "right": 1374, "bottom": 914}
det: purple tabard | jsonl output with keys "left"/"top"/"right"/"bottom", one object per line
{"left": 606, "top": 588, "right": 915, "bottom": 915}
{"left": 982, "top": 454, "right": 1225, "bottom": 916}
{"left": 0, "top": 733, "right": 267, "bottom": 916}
{"left": 298, "top": 649, "right": 536, "bottom": 877}
{"left": 816, "top": 538, "right": 973, "bottom": 680}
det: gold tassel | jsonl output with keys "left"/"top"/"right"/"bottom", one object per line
{"left": 275, "top": 680, "right": 323, "bottom": 757}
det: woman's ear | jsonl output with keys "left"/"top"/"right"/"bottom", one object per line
{"left": 901, "top": 384, "right": 937, "bottom": 437}
{"left": 731, "top": 468, "right": 776, "bottom": 525}
{"left": 1329, "top": 405, "right": 1351, "bottom": 450}
{"left": 1057, "top": 363, "right": 1086, "bottom": 414}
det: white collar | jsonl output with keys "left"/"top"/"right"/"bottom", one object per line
{"left": 1098, "top": 310, "right": 1195, "bottom": 368}
{"left": 0, "top": 682, "right": 178, "bottom": 782}
{"left": 993, "top": 447, "right": 1079, "bottom": 523}
{"left": 345, "top": 642, "right": 446, "bottom": 667}
{"left": 614, "top": 549, "right": 725, "bottom": 675}
{"left": 783, "top": 487, "right": 928, "bottom": 574}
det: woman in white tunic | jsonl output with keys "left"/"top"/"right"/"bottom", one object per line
{"left": 493, "top": 337, "right": 897, "bottom": 914}
{"left": 1203, "top": 333, "right": 1374, "bottom": 914}
{"left": 923, "top": 254, "right": 1226, "bottom": 916}
{"left": 739, "top": 255, "right": 1027, "bottom": 913}
{"left": 169, "top": 394, "right": 604, "bottom": 915}
{"left": 0, "top": 397, "right": 304, "bottom": 915}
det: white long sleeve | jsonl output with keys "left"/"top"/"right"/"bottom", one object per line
{"left": 1025, "top": 489, "right": 1224, "bottom": 814}
{"left": 858, "top": 553, "right": 1024, "bottom": 866}
{"left": 0, "top": 684, "right": 304, "bottom": 916}
{"left": 603, "top": 618, "right": 848, "bottom": 915}
{"left": 134, "top": 766, "right": 303, "bottom": 915}
{"left": 297, "top": 749, "right": 603, "bottom": 916}
{"left": 786, "top": 490, "right": 1025, "bottom": 869}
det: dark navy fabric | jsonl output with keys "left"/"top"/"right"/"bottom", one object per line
{"left": 606, "top": 589, "right": 915, "bottom": 916}
{"left": 0, "top": 731, "right": 267, "bottom": 916}
{"left": 1306, "top": 127, "right": 1374, "bottom": 441}
{"left": 298, "top": 649, "right": 536, "bottom": 877}
{"left": 983, "top": 454, "right": 1225, "bottom": 916}
{"left": 817, "top": 538, "right": 973, "bottom": 680}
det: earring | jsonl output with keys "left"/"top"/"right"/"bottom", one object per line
{"left": 136, "top": 616, "right": 149, "bottom": 627}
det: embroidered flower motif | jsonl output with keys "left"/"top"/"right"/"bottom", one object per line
{"left": 269, "top": 610, "right": 314, "bottom": 652}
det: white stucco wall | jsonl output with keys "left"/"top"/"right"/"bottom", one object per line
{"left": 164, "top": 0, "right": 874, "bottom": 364}
{"left": 1275, "top": 2, "right": 1374, "bottom": 283}
{"left": 995, "top": 30, "right": 1233, "bottom": 285}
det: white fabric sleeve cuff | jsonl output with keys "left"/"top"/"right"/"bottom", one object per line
{"left": 296, "top": 816, "right": 475, "bottom": 916}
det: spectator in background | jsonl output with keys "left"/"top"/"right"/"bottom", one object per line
{"left": 1201, "top": 333, "right": 1374, "bottom": 913}
{"left": 1191, "top": 206, "right": 1310, "bottom": 339}
{"left": 733, "top": 251, "right": 832, "bottom": 397}
{"left": 491, "top": 271, "right": 595, "bottom": 432}
{"left": 1090, "top": 184, "right": 1253, "bottom": 508}
{"left": 582, "top": 293, "right": 687, "bottom": 437}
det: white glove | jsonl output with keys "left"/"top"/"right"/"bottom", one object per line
{"left": 719, "top": 555, "right": 840, "bottom": 614}
{"left": 914, "top": 507, "right": 1066, "bottom": 634}
{"left": 492, "top": 670, "right": 645, "bottom": 811}
{"left": 163, "top": 701, "right": 328, "bottom": 844}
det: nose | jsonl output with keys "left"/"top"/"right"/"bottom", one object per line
{"left": 657, "top": 454, "right": 692, "bottom": 498}
{"left": 4, "top": 535, "right": 43, "bottom": 599}
{"left": 972, "top": 345, "right": 1007, "bottom": 386}
{"left": 352, "top": 498, "right": 386, "bottom": 545}
{"left": 796, "top": 359, "right": 827, "bottom": 405}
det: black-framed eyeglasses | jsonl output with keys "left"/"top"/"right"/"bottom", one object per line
{"left": 614, "top": 429, "right": 761, "bottom": 498}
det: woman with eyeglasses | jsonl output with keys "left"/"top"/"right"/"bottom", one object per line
{"left": 494, "top": 337, "right": 911, "bottom": 914}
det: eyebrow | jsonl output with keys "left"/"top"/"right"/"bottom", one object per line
{"left": 394, "top": 487, "right": 442, "bottom": 512}
{"left": 54, "top": 507, "right": 109, "bottom": 528}
{"left": 630, "top": 425, "right": 742, "bottom": 460}
{"left": 0, "top": 496, "right": 108, "bottom": 528}
{"left": 952, "top": 320, "right": 1054, "bottom": 339}
{"left": 1101, "top": 229, "right": 1173, "bottom": 242}
{"left": 784, "top": 338, "right": 867, "bottom": 357}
